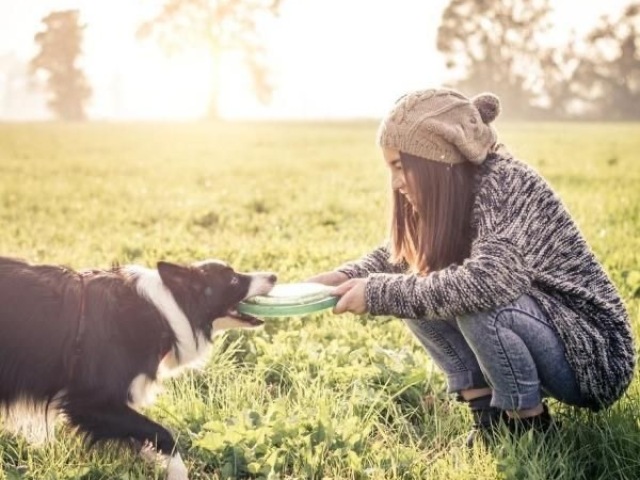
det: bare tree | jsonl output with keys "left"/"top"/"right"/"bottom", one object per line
{"left": 30, "top": 10, "right": 92, "bottom": 121}
{"left": 137, "top": 0, "right": 282, "bottom": 120}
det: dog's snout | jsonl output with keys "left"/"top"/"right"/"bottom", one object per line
{"left": 246, "top": 272, "right": 278, "bottom": 298}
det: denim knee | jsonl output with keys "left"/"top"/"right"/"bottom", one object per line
{"left": 454, "top": 295, "right": 583, "bottom": 410}
{"left": 455, "top": 299, "right": 544, "bottom": 410}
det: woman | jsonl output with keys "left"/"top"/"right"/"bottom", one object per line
{"left": 309, "top": 88, "right": 635, "bottom": 446}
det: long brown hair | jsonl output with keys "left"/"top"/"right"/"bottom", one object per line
{"left": 390, "top": 152, "right": 477, "bottom": 274}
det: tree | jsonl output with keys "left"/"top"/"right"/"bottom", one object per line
{"left": 137, "top": 0, "right": 282, "bottom": 120}
{"left": 436, "top": 0, "right": 553, "bottom": 119}
{"left": 30, "top": 10, "right": 92, "bottom": 121}
{"left": 535, "top": 39, "right": 583, "bottom": 119}
{"left": 572, "top": 3, "right": 640, "bottom": 120}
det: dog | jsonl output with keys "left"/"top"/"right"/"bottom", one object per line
{"left": 0, "top": 256, "right": 276, "bottom": 479}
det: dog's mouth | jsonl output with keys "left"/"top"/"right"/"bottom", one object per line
{"left": 225, "top": 307, "right": 264, "bottom": 326}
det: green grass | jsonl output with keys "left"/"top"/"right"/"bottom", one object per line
{"left": 0, "top": 121, "right": 639, "bottom": 479}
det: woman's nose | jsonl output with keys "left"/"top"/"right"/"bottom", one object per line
{"left": 392, "top": 172, "right": 406, "bottom": 191}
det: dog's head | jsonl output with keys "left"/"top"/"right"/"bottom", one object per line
{"left": 157, "top": 259, "right": 276, "bottom": 337}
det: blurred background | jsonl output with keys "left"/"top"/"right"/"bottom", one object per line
{"left": 0, "top": 0, "right": 638, "bottom": 122}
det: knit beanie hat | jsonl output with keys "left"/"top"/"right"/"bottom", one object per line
{"left": 377, "top": 88, "right": 501, "bottom": 165}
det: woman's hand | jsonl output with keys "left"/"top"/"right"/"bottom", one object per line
{"left": 332, "top": 278, "right": 368, "bottom": 315}
{"left": 306, "top": 271, "right": 349, "bottom": 287}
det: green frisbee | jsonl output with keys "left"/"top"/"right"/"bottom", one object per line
{"left": 237, "top": 282, "right": 338, "bottom": 317}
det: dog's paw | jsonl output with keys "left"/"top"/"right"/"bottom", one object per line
{"left": 166, "top": 453, "right": 189, "bottom": 480}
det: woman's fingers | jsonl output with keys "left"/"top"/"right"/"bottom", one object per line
{"left": 331, "top": 278, "right": 357, "bottom": 296}
{"left": 332, "top": 279, "right": 367, "bottom": 314}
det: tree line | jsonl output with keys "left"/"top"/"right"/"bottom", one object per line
{"left": 28, "top": 0, "right": 640, "bottom": 121}
{"left": 438, "top": 0, "right": 640, "bottom": 120}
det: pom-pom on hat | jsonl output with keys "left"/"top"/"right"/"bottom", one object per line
{"left": 377, "top": 88, "right": 501, "bottom": 165}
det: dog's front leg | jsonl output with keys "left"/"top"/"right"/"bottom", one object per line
{"left": 64, "top": 400, "right": 189, "bottom": 479}
{"left": 140, "top": 442, "right": 189, "bottom": 480}
{"left": 166, "top": 452, "right": 189, "bottom": 480}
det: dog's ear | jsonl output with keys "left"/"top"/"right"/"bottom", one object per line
{"left": 157, "top": 261, "right": 194, "bottom": 292}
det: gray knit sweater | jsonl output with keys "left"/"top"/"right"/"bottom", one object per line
{"left": 337, "top": 151, "right": 635, "bottom": 410}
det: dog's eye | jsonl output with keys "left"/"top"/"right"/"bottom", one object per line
{"left": 230, "top": 276, "right": 239, "bottom": 286}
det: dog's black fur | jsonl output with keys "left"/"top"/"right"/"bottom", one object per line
{"left": 0, "top": 256, "right": 275, "bottom": 473}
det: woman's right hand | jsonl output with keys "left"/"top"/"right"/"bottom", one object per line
{"left": 306, "top": 271, "right": 350, "bottom": 287}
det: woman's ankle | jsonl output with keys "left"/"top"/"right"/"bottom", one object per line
{"left": 459, "top": 387, "right": 493, "bottom": 401}
{"left": 506, "top": 403, "right": 544, "bottom": 419}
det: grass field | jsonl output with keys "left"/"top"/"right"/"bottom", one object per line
{"left": 0, "top": 121, "right": 639, "bottom": 480}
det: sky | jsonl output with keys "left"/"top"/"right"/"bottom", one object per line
{"left": 0, "top": 0, "right": 634, "bottom": 120}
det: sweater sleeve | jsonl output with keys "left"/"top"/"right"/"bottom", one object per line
{"left": 365, "top": 234, "right": 532, "bottom": 320}
{"left": 336, "top": 244, "right": 407, "bottom": 278}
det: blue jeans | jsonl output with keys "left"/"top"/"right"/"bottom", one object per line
{"left": 404, "top": 295, "right": 589, "bottom": 410}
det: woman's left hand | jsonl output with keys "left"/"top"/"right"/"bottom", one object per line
{"left": 332, "top": 278, "right": 368, "bottom": 315}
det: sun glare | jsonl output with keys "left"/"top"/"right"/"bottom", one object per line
{"left": 8, "top": 0, "right": 255, "bottom": 120}
{"left": 97, "top": 45, "right": 259, "bottom": 120}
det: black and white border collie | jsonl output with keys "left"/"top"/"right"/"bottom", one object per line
{"left": 0, "top": 256, "right": 276, "bottom": 480}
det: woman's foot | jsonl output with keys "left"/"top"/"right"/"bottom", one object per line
{"left": 464, "top": 394, "right": 508, "bottom": 448}
{"left": 505, "top": 403, "right": 558, "bottom": 435}
{"left": 466, "top": 400, "right": 558, "bottom": 447}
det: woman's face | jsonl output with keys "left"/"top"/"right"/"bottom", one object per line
{"left": 382, "top": 147, "right": 414, "bottom": 206}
